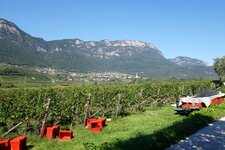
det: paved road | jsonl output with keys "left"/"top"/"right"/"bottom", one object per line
{"left": 168, "top": 117, "right": 225, "bottom": 150}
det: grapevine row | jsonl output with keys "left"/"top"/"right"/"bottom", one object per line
{"left": 0, "top": 81, "right": 211, "bottom": 124}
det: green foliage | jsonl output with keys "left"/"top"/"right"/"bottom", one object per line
{"left": 0, "top": 66, "right": 49, "bottom": 79}
{"left": 10, "top": 102, "right": 225, "bottom": 150}
{"left": 213, "top": 56, "right": 225, "bottom": 77}
{"left": 83, "top": 142, "right": 98, "bottom": 150}
{"left": 0, "top": 66, "right": 52, "bottom": 88}
{"left": 0, "top": 81, "right": 211, "bottom": 124}
{"left": 0, "top": 67, "right": 23, "bottom": 76}
{"left": 0, "top": 82, "right": 15, "bottom": 88}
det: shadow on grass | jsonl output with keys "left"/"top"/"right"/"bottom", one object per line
{"left": 27, "top": 145, "right": 34, "bottom": 150}
{"left": 101, "top": 114, "right": 215, "bottom": 150}
{"left": 167, "top": 118, "right": 225, "bottom": 150}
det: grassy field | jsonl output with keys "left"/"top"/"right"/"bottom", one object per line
{"left": 23, "top": 106, "right": 186, "bottom": 150}
{"left": 2, "top": 100, "right": 225, "bottom": 150}
{"left": 0, "top": 73, "right": 132, "bottom": 88}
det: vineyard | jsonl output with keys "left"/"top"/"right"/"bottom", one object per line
{"left": 0, "top": 80, "right": 212, "bottom": 125}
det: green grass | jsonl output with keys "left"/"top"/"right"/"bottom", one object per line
{"left": 22, "top": 106, "right": 183, "bottom": 150}
{"left": 1, "top": 102, "right": 224, "bottom": 150}
{"left": 23, "top": 101, "right": 225, "bottom": 149}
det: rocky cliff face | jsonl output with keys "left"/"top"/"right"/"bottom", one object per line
{"left": 169, "top": 56, "right": 207, "bottom": 67}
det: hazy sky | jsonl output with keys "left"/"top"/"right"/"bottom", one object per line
{"left": 1, "top": 0, "right": 225, "bottom": 65}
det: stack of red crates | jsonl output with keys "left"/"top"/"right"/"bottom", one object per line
{"left": 0, "top": 136, "right": 27, "bottom": 150}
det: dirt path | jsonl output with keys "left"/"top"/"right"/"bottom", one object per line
{"left": 168, "top": 117, "right": 225, "bottom": 150}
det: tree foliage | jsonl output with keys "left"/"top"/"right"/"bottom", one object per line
{"left": 213, "top": 56, "right": 225, "bottom": 77}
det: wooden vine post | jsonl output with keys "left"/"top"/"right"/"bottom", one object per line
{"left": 157, "top": 88, "right": 161, "bottom": 95}
{"left": 182, "top": 85, "right": 184, "bottom": 95}
{"left": 1, "top": 117, "right": 29, "bottom": 138}
{"left": 84, "top": 93, "right": 91, "bottom": 125}
{"left": 40, "top": 98, "right": 51, "bottom": 138}
{"left": 115, "top": 93, "right": 122, "bottom": 118}
{"left": 90, "top": 108, "right": 102, "bottom": 118}
{"left": 1, "top": 122, "right": 23, "bottom": 138}
{"left": 135, "top": 88, "right": 144, "bottom": 111}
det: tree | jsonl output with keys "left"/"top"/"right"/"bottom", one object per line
{"left": 213, "top": 56, "right": 225, "bottom": 77}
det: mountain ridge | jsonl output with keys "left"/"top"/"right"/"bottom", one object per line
{"left": 0, "top": 18, "right": 217, "bottom": 78}
{"left": 169, "top": 56, "right": 208, "bottom": 67}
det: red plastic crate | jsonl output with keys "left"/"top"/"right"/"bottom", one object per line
{"left": 97, "top": 118, "right": 106, "bottom": 129}
{"left": 10, "top": 136, "right": 27, "bottom": 150}
{"left": 39, "top": 127, "right": 46, "bottom": 138}
{"left": 0, "top": 139, "right": 10, "bottom": 150}
{"left": 45, "top": 126, "right": 59, "bottom": 139}
{"left": 85, "top": 118, "right": 98, "bottom": 126}
{"left": 59, "top": 130, "right": 73, "bottom": 140}
{"left": 90, "top": 121, "right": 101, "bottom": 133}
{"left": 52, "top": 125, "right": 60, "bottom": 137}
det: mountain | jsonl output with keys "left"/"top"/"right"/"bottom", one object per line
{"left": 46, "top": 39, "right": 179, "bottom": 76}
{"left": 0, "top": 18, "right": 48, "bottom": 67}
{"left": 0, "top": 18, "right": 217, "bottom": 78}
{"left": 169, "top": 56, "right": 207, "bottom": 67}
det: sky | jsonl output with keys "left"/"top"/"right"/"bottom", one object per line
{"left": 1, "top": 0, "right": 225, "bottom": 65}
